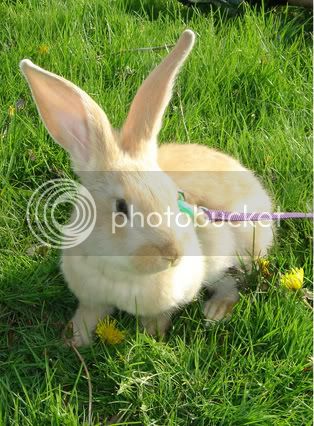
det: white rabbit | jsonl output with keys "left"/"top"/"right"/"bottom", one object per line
{"left": 20, "top": 30, "right": 273, "bottom": 346}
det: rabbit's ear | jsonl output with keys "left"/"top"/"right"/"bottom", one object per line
{"left": 121, "top": 30, "right": 195, "bottom": 159}
{"left": 20, "top": 60, "right": 117, "bottom": 169}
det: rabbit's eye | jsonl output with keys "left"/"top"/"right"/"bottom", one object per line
{"left": 116, "top": 199, "right": 129, "bottom": 217}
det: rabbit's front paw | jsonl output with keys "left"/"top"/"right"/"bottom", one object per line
{"left": 141, "top": 312, "right": 172, "bottom": 338}
{"left": 68, "top": 333, "right": 90, "bottom": 348}
{"left": 203, "top": 276, "right": 239, "bottom": 322}
{"left": 63, "top": 303, "right": 113, "bottom": 347}
{"left": 63, "top": 319, "right": 93, "bottom": 347}
{"left": 203, "top": 297, "right": 236, "bottom": 321}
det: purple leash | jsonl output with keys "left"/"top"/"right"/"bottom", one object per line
{"left": 177, "top": 191, "right": 313, "bottom": 222}
{"left": 200, "top": 209, "right": 314, "bottom": 222}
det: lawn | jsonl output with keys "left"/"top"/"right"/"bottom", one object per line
{"left": 0, "top": 0, "right": 312, "bottom": 424}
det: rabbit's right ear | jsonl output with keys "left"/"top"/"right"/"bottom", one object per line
{"left": 121, "top": 30, "right": 195, "bottom": 161}
{"left": 20, "top": 60, "right": 117, "bottom": 170}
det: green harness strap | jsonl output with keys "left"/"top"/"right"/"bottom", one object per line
{"left": 177, "top": 191, "right": 195, "bottom": 218}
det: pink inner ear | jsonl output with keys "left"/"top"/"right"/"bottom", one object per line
{"left": 21, "top": 59, "right": 118, "bottom": 168}
{"left": 54, "top": 109, "right": 90, "bottom": 161}
{"left": 30, "top": 76, "right": 91, "bottom": 162}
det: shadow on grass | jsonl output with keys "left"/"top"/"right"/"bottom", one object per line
{"left": 123, "top": 0, "right": 312, "bottom": 44}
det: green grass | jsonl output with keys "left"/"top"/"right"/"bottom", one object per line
{"left": 0, "top": 0, "right": 312, "bottom": 424}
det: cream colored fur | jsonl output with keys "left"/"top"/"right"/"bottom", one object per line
{"left": 20, "top": 30, "right": 273, "bottom": 346}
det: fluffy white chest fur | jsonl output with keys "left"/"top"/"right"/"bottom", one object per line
{"left": 62, "top": 254, "right": 206, "bottom": 317}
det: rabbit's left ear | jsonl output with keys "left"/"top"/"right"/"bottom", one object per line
{"left": 121, "top": 30, "right": 195, "bottom": 161}
{"left": 20, "top": 60, "right": 117, "bottom": 170}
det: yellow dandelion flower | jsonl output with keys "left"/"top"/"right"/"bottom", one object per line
{"left": 280, "top": 268, "right": 304, "bottom": 290}
{"left": 257, "top": 258, "right": 270, "bottom": 277}
{"left": 8, "top": 105, "right": 15, "bottom": 117}
{"left": 38, "top": 44, "right": 49, "bottom": 54}
{"left": 96, "top": 317, "right": 125, "bottom": 345}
